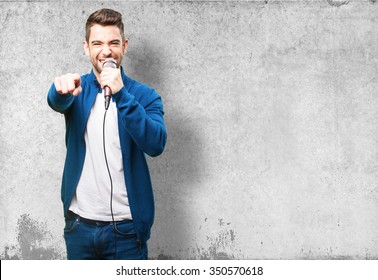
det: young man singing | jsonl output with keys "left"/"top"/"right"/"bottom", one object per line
{"left": 47, "top": 8, "right": 167, "bottom": 260}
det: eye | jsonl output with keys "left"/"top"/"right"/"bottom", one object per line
{"left": 110, "top": 40, "right": 121, "bottom": 46}
{"left": 91, "top": 41, "right": 102, "bottom": 46}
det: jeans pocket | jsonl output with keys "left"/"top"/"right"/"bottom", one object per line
{"left": 64, "top": 217, "right": 80, "bottom": 233}
{"left": 114, "top": 221, "right": 137, "bottom": 238}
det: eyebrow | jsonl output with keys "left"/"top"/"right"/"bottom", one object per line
{"left": 90, "top": 39, "right": 121, "bottom": 45}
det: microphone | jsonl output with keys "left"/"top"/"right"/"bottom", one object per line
{"left": 103, "top": 58, "right": 117, "bottom": 110}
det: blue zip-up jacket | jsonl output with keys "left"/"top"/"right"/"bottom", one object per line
{"left": 47, "top": 69, "right": 167, "bottom": 242}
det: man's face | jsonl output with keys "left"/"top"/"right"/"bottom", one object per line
{"left": 83, "top": 24, "right": 128, "bottom": 77}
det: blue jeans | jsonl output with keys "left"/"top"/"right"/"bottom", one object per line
{"left": 63, "top": 212, "right": 148, "bottom": 260}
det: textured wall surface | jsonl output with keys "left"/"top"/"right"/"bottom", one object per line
{"left": 1, "top": 0, "right": 378, "bottom": 260}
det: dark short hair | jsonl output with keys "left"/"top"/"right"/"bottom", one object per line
{"left": 85, "top": 8, "right": 125, "bottom": 42}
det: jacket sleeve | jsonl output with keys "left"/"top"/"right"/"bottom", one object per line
{"left": 47, "top": 83, "right": 75, "bottom": 114}
{"left": 112, "top": 85, "right": 167, "bottom": 157}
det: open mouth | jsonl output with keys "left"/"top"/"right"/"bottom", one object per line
{"left": 99, "top": 57, "right": 115, "bottom": 63}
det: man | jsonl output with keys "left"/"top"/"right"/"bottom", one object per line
{"left": 47, "top": 8, "right": 167, "bottom": 260}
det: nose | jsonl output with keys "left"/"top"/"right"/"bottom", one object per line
{"left": 102, "top": 44, "right": 111, "bottom": 56}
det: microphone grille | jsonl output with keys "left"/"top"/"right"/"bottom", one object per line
{"left": 103, "top": 58, "right": 117, "bottom": 68}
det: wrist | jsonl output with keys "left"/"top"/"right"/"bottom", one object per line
{"left": 112, "top": 85, "right": 124, "bottom": 98}
{"left": 113, "top": 83, "right": 124, "bottom": 95}
{"left": 112, "top": 86, "right": 132, "bottom": 104}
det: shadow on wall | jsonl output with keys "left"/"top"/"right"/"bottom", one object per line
{"left": 127, "top": 40, "right": 205, "bottom": 259}
{"left": 151, "top": 112, "right": 203, "bottom": 259}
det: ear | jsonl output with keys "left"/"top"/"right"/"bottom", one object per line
{"left": 83, "top": 40, "right": 89, "bottom": 56}
{"left": 122, "top": 38, "right": 129, "bottom": 55}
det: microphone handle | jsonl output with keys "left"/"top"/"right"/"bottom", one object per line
{"left": 104, "top": 86, "right": 112, "bottom": 110}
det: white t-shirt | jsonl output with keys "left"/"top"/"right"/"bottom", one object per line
{"left": 69, "top": 92, "right": 132, "bottom": 221}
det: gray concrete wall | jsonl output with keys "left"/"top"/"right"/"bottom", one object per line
{"left": 1, "top": 0, "right": 378, "bottom": 259}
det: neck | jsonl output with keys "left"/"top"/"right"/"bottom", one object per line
{"left": 93, "top": 68, "right": 101, "bottom": 83}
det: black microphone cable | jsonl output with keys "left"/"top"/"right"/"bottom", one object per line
{"left": 102, "top": 108, "right": 118, "bottom": 260}
{"left": 102, "top": 58, "right": 131, "bottom": 259}
{"left": 103, "top": 101, "right": 139, "bottom": 259}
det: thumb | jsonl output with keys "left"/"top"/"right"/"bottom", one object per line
{"left": 73, "top": 74, "right": 81, "bottom": 86}
{"left": 72, "top": 86, "right": 82, "bottom": 96}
